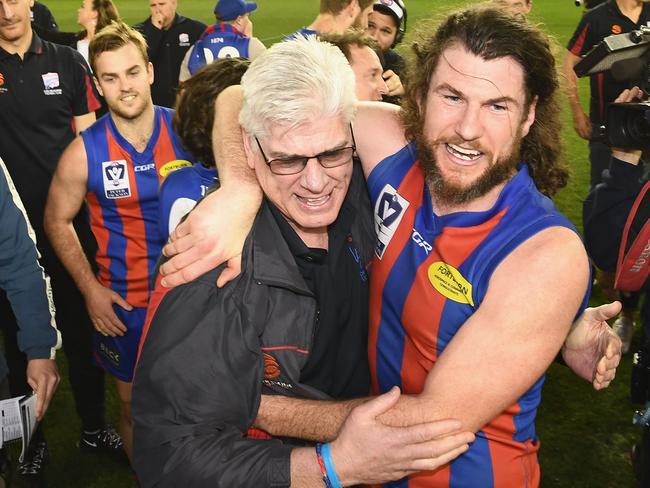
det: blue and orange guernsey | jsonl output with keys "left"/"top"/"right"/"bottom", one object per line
{"left": 82, "top": 106, "right": 193, "bottom": 308}
{"left": 366, "top": 143, "right": 589, "bottom": 488}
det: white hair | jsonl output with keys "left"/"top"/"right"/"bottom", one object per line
{"left": 239, "top": 36, "right": 357, "bottom": 140}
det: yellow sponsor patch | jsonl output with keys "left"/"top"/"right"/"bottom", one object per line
{"left": 428, "top": 261, "right": 474, "bottom": 307}
{"left": 159, "top": 160, "right": 193, "bottom": 178}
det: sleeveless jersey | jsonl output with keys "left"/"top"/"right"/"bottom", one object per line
{"left": 284, "top": 27, "right": 318, "bottom": 41}
{"left": 158, "top": 163, "right": 218, "bottom": 238}
{"left": 367, "top": 143, "right": 589, "bottom": 488}
{"left": 82, "top": 106, "right": 193, "bottom": 307}
{"left": 187, "top": 23, "right": 251, "bottom": 75}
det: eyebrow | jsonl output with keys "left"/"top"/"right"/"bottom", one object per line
{"left": 434, "top": 82, "right": 521, "bottom": 109}
{"left": 100, "top": 64, "right": 141, "bottom": 78}
{"left": 266, "top": 138, "right": 351, "bottom": 159}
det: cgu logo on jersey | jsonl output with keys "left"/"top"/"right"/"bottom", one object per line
{"left": 102, "top": 160, "right": 131, "bottom": 199}
{"left": 428, "top": 261, "right": 474, "bottom": 307}
{"left": 374, "top": 184, "right": 409, "bottom": 259}
{"left": 178, "top": 32, "right": 190, "bottom": 46}
{"left": 134, "top": 162, "right": 155, "bottom": 173}
{"left": 412, "top": 229, "right": 432, "bottom": 255}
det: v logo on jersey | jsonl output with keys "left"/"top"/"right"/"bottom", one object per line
{"left": 102, "top": 160, "right": 131, "bottom": 199}
{"left": 106, "top": 164, "right": 124, "bottom": 182}
{"left": 374, "top": 184, "right": 409, "bottom": 259}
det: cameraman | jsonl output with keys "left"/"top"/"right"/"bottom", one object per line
{"left": 584, "top": 85, "right": 650, "bottom": 486}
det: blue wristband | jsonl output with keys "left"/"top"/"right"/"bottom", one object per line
{"left": 321, "top": 443, "right": 343, "bottom": 488}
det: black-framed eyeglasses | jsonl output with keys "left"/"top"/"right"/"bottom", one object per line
{"left": 255, "top": 125, "right": 356, "bottom": 176}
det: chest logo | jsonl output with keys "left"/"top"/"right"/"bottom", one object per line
{"left": 42, "top": 72, "right": 59, "bottom": 89}
{"left": 42, "top": 72, "right": 62, "bottom": 95}
{"left": 102, "top": 160, "right": 131, "bottom": 199}
{"left": 159, "top": 159, "right": 192, "bottom": 178}
{"left": 428, "top": 261, "right": 475, "bottom": 307}
{"left": 0, "top": 73, "right": 4, "bottom": 86}
{"left": 374, "top": 184, "right": 409, "bottom": 259}
{"left": 179, "top": 32, "right": 190, "bottom": 46}
{"left": 611, "top": 24, "right": 622, "bottom": 34}
{"left": 263, "top": 353, "right": 281, "bottom": 380}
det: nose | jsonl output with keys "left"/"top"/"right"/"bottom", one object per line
{"left": 117, "top": 75, "right": 134, "bottom": 93}
{"left": 455, "top": 104, "right": 483, "bottom": 142}
{"left": 1, "top": 4, "right": 15, "bottom": 19}
{"left": 300, "top": 157, "right": 328, "bottom": 193}
{"left": 377, "top": 75, "right": 389, "bottom": 100}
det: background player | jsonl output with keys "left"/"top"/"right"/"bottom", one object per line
{"left": 44, "top": 22, "right": 193, "bottom": 464}
{"left": 287, "top": 0, "right": 374, "bottom": 39}
{"left": 178, "top": 0, "right": 264, "bottom": 82}
{"left": 160, "top": 57, "right": 250, "bottom": 238}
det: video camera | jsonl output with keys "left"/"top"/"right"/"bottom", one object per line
{"left": 575, "top": 27, "right": 650, "bottom": 150}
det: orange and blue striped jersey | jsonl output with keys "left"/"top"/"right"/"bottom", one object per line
{"left": 367, "top": 143, "right": 589, "bottom": 488}
{"left": 82, "top": 106, "right": 193, "bottom": 308}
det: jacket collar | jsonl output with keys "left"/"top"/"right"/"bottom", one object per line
{"left": 249, "top": 201, "right": 313, "bottom": 296}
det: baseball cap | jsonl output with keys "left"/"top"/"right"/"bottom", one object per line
{"left": 373, "top": 0, "right": 405, "bottom": 24}
{"left": 214, "top": 0, "right": 257, "bottom": 21}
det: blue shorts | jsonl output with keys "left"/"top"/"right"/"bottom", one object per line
{"left": 93, "top": 306, "right": 146, "bottom": 382}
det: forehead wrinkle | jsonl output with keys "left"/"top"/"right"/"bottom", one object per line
{"left": 439, "top": 50, "right": 519, "bottom": 136}
{"left": 263, "top": 124, "right": 349, "bottom": 158}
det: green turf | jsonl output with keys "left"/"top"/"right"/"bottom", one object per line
{"left": 32, "top": 1, "right": 641, "bottom": 487}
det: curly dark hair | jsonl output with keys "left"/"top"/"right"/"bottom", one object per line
{"left": 401, "top": 7, "right": 568, "bottom": 196}
{"left": 173, "top": 58, "right": 251, "bottom": 167}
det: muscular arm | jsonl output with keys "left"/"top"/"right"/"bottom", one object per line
{"left": 44, "top": 138, "right": 96, "bottom": 297}
{"left": 378, "top": 228, "right": 590, "bottom": 431}
{"left": 562, "top": 50, "right": 591, "bottom": 140}
{"left": 255, "top": 395, "right": 367, "bottom": 442}
{"left": 44, "top": 137, "right": 129, "bottom": 336}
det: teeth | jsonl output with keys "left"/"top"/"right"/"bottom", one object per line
{"left": 299, "top": 195, "right": 330, "bottom": 206}
{"left": 122, "top": 95, "right": 136, "bottom": 102}
{"left": 446, "top": 143, "right": 482, "bottom": 161}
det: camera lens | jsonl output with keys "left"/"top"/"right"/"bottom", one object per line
{"left": 625, "top": 112, "right": 650, "bottom": 142}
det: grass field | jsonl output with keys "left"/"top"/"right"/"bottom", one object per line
{"left": 25, "top": 1, "right": 642, "bottom": 487}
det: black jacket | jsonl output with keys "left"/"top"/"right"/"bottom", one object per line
{"left": 135, "top": 14, "right": 206, "bottom": 108}
{"left": 133, "top": 179, "right": 374, "bottom": 487}
{"left": 583, "top": 156, "right": 647, "bottom": 271}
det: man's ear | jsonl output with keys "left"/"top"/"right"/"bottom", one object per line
{"left": 344, "top": 0, "right": 360, "bottom": 19}
{"left": 241, "top": 128, "right": 256, "bottom": 170}
{"left": 93, "top": 76, "right": 104, "bottom": 97}
{"left": 521, "top": 95, "right": 538, "bottom": 138}
{"left": 147, "top": 61, "right": 155, "bottom": 85}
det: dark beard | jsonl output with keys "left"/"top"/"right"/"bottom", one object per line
{"left": 413, "top": 126, "right": 521, "bottom": 207}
